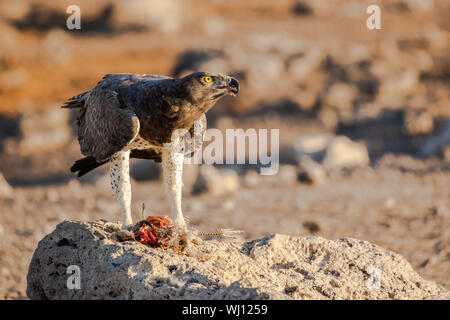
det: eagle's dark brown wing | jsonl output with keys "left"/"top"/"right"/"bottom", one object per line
{"left": 77, "top": 84, "right": 140, "bottom": 162}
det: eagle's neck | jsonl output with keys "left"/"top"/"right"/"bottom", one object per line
{"left": 164, "top": 79, "right": 213, "bottom": 116}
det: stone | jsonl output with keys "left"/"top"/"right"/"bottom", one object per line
{"left": 243, "top": 170, "right": 261, "bottom": 188}
{"left": 443, "top": 145, "right": 450, "bottom": 162}
{"left": 130, "top": 160, "right": 161, "bottom": 181}
{"left": 378, "top": 68, "right": 419, "bottom": 99}
{"left": 406, "top": 0, "right": 434, "bottom": 13}
{"left": 423, "top": 23, "right": 449, "bottom": 52}
{"left": 278, "top": 165, "right": 298, "bottom": 185}
{"left": 403, "top": 109, "right": 434, "bottom": 135}
{"left": 288, "top": 47, "right": 323, "bottom": 81}
{"left": 323, "top": 136, "right": 370, "bottom": 169}
{"left": 4, "top": 108, "right": 71, "bottom": 156}
{"left": 291, "top": 2, "right": 314, "bottom": 17}
{"left": 247, "top": 55, "right": 285, "bottom": 94}
{"left": 117, "top": 0, "right": 183, "bottom": 34}
{"left": 27, "top": 220, "right": 450, "bottom": 300}
{"left": 192, "top": 165, "right": 239, "bottom": 196}
{"left": 293, "top": 134, "right": 333, "bottom": 162}
{"left": 324, "top": 82, "right": 358, "bottom": 110}
{"left": 0, "top": 172, "right": 13, "bottom": 199}
{"left": 421, "top": 120, "right": 450, "bottom": 157}
{"left": 318, "top": 108, "right": 340, "bottom": 130}
{"left": 297, "top": 156, "right": 327, "bottom": 185}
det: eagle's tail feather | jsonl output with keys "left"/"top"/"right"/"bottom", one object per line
{"left": 71, "top": 156, "right": 108, "bottom": 177}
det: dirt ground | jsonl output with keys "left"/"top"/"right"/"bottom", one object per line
{"left": 0, "top": 155, "right": 449, "bottom": 299}
{"left": 0, "top": 0, "right": 449, "bottom": 299}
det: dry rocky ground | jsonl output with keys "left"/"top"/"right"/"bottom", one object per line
{"left": 1, "top": 155, "right": 449, "bottom": 299}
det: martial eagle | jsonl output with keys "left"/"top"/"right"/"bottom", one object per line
{"left": 63, "top": 72, "right": 239, "bottom": 243}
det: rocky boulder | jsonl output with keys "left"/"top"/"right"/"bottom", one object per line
{"left": 191, "top": 165, "right": 239, "bottom": 196}
{"left": 27, "top": 220, "right": 449, "bottom": 300}
{"left": 0, "top": 172, "right": 13, "bottom": 199}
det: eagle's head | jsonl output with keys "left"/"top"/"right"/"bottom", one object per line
{"left": 180, "top": 72, "right": 239, "bottom": 104}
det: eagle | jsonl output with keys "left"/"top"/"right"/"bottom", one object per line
{"left": 63, "top": 72, "right": 239, "bottom": 243}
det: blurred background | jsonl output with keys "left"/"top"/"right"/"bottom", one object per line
{"left": 0, "top": 0, "right": 449, "bottom": 299}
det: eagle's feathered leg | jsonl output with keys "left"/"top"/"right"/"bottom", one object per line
{"left": 162, "top": 143, "right": 187, "bottom": 234}
{"left": 110, "top": 150, "right": 133, "bottom": 229}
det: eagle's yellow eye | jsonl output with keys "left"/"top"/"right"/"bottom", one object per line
{"left": 204, "top": 76, "right": 213, "bottom": 83}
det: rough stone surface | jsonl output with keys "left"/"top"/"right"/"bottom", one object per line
{"left": 27, "top": 220, "right": 450, "bottom": 300}
{"left": 323, "top": 136, "right": 370, "bottom": 169}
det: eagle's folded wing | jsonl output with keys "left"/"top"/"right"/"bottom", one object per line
{"left": 78, "top": 86, "right": 140, "bottom": 162}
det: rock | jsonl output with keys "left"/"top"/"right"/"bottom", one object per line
{"left": 443, "top": 145, "right": 450, "bottom": 162}
{"left": 0, "top": 1, "right": 29, "bottom": 20}
{"left": 247, "top": 55, "right": 284, "bottom": 93}
{"left": 182, "top": 164, "right": 201, "bottom": 192}
{"left": 323, "top": 136, "right": 370, "bottom": 169}
{"left": 0, "top": 68, "right": 28, "bottom": 90}
{"left": 41, "top": 29, "right": 72, "bottom": 64}
{"left": 297, "top": 156, "right": 327, "bottom": 185}
{"left": 324, "top": 82, "right": 358, "bottom": 110}
{"left": 291, "top": 2, "right": 314, "bottom": 17}
{"left": 403, "top": 109, "right": 434, "bottom": 135}
{"left": 406, "top": 0, "right": 434, "bottom": 13}
{"left": 378, "top": 68, "right": 419, "bottom": 99}
{"left": 293, "top": 134, "right": 333, "bottom": 162}
{"left": 287, "top": 47, "right": 324, "bottom": 81}
{"left": 192, "top": 165, "right": 239, "bottom": 196}
{"left": 202, "top": 18, "right": 226, "bottom": 37}
{"left": 243, "top": 170, "right": 261, "bottom": 188}
{"left": 0, "top": 172, "right": 13, "bottom": 199}
{"left": 318, "top": 108, "right": 340, "bottom": 130}
{"left": 294, "top": 88, "right": 318, "bottom": 110}
{"left": 172, "top": 49, "right": 225, "bottom": 77}
{"left": 278, "top": 165, "right": 298, "bottom": 185}
{"left": 297, "top": 0, "right": 332, "bottom": 16}
{"left": 423, "top": 23, "right": 449, "bottom": 52}
{"left": 293, "top": 135, "right": 370, "bottom": 172}
{"left": 117, "top": 0, "right": 183, "bottom": 34}
{"left": 27, "top": 220, "right": 450, "bottom": 300}
{"left": 302, "top": 220, "right": 321, "bottom": 233}
{"left": 411, "top": 50, "right": 434, "bottom": 72}
{"left": 421, "top": 120, "right": 450, "bottom": 157}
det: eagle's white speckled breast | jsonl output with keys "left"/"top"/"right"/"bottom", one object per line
{"left": 126, "top": 134, "right": 162, "bottom": 151}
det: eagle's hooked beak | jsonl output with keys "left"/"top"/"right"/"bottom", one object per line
{"left": 227, "top": 77, "right": 239, "bottom": 96}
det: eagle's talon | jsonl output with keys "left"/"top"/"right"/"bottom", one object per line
{"left": 121, "top": 223, "right": 135, "bottom": 232}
